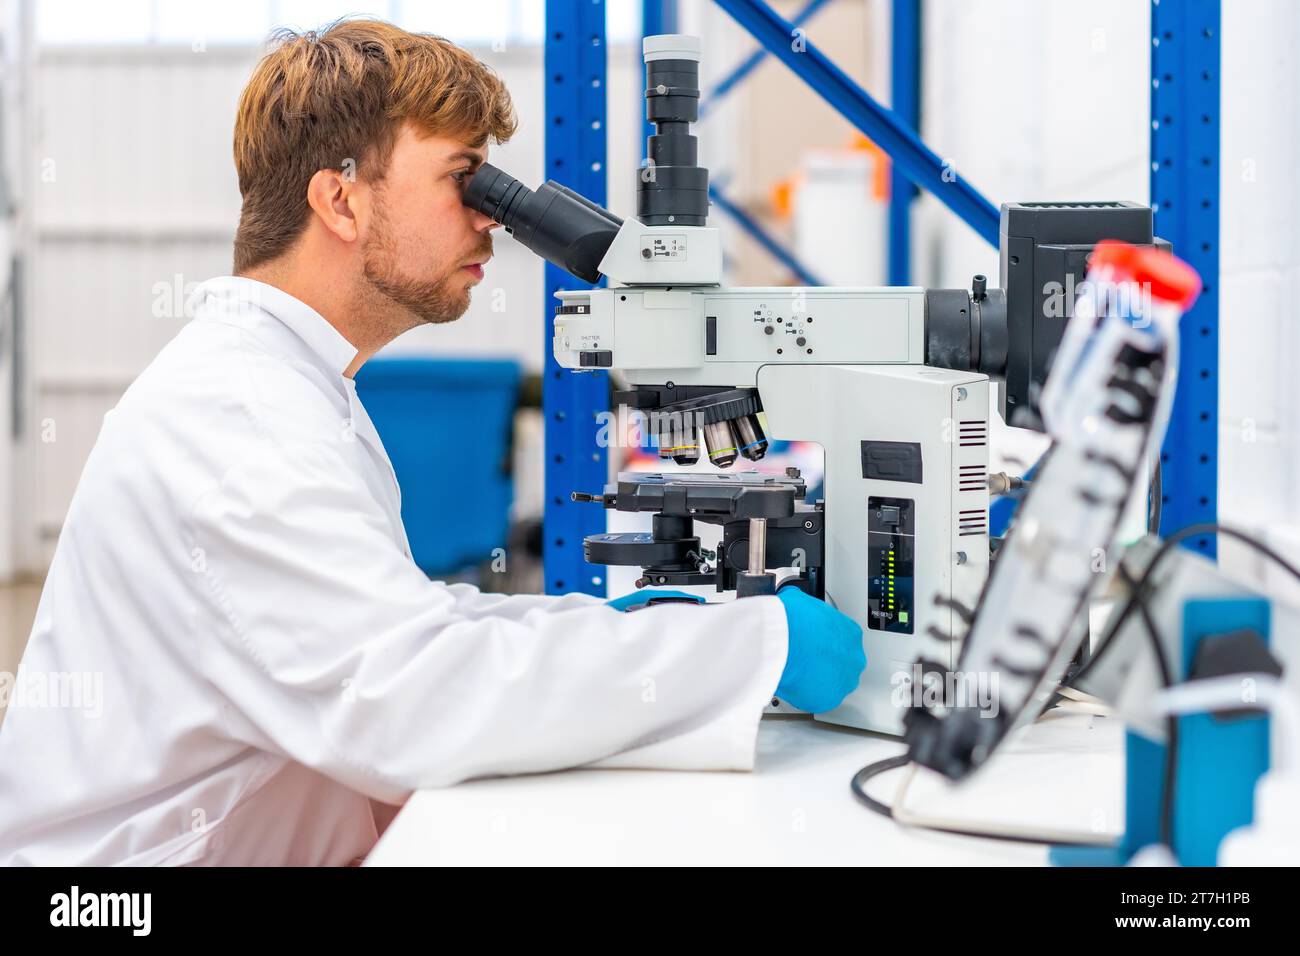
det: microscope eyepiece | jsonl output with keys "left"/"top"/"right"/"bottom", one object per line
{"left": 460, "top": 35, "right": 714, "bottom": 283}
{"left": 462, "top": 162, "right": 530, "bottom": 227}
{"left": 639, "top": 34, "right": 709, "bottom": 227}
{"left": 462, "top": 162, "right": 623, "bottom": 284}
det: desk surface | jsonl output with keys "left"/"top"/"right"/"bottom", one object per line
{"left": 367, "top": 710, "right": 1123, "bottom": 866}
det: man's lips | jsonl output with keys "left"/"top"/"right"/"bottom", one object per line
{"left": 462, "top": 259, "right": 488, "bottom": 280}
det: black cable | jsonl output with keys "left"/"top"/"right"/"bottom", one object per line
{"left": 850, "top": 754, "right": 910, "bottom": 820}
{"left": 849, "top": 754, "right": 1106, "bottom": 847}
{"left": 1148, "top": 458, "right": 1162, "bottom": 533}
{"left": 1072, "top": 522, "right": 1300, "bottom": 690}
{"left": 1112, "top": 562, "right": 1174, "bottom": 689}
{"left": 1115, "top": 561, "right": 1177, "bottom": 846}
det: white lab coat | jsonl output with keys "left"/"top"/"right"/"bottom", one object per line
{"left": 0, "top": 277, "right": 788, "bottom": 866}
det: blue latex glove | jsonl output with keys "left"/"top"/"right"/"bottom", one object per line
{"left": 606, "top": 589, "right": 706, "bottom": 612}
{"left": 774, "top": 587, "right": 866, "bottom": 713}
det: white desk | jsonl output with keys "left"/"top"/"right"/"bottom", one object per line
{"left": 367, "top": 710, "right": 1123, "bottom": 866}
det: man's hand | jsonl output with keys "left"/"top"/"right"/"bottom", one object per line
{"left": 774, "top": 587, "right": 866, "bottom": 712}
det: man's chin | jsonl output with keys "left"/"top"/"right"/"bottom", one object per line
{"left": 414, "top": 291, "right": 472, "bottom": 326}
{"left": 361, "top": 261, "right": 476, "bottom": 327}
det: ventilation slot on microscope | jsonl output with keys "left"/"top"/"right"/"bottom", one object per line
{"left": 958, "top": 464, "right": 986, "bottom": 493}
{"left": 957, "top": 509, "right": 987, "bottom": 537}
{"left": 958, "top": 420, "right": 987, "bottom": 447}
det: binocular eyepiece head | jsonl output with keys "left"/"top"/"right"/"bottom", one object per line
{"left": 460, "top": 34, "right": 710, "bottom": 284}
{"left": 462, "top": 163, "right": 623, "bottom": 284}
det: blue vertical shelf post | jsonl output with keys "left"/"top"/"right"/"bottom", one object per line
{"left": 544, "top": 0, "right": 609, "bottom": 595}
{"left": 643, "top": 1, "right": 679, "bottom": 152}
{"left": 888, "top": 0, "right": 921, "bottom": 285}
{"left": 1151, "top": 0, "right": 1220, "bottom": 557}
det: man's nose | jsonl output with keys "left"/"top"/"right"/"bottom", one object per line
{"left": 470, "top": 209, "right": 499, "bottom": 232}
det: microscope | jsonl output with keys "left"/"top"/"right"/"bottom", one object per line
{"left": 464, "top": 34, "right": 1164, "bottom": 735}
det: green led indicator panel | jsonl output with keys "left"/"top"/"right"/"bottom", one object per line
{"left": 867, "top": 496, "right": 915, "bottom": 634}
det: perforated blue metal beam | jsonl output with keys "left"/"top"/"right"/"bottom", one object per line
{"left": 713, "top": 0, "right": 1000, "bottom": 247}
{"left": 544, "top": 0, "right": 609, "bottom": 595}
{"left": 1151, "top": 0, "right": 1220, "bottom": 558}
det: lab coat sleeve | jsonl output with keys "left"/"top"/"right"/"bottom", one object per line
{"left": 189, "top": 434, "right": 788, "bottom": 804}
{"left": 433, "top": 582, "right": 606, "bottom": 622}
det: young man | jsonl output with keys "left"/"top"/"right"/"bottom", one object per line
{"left": 0, "top": 20, "right": 864, "bottom": 866}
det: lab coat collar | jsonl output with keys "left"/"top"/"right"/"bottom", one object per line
{"left": 189, "top": 276, "right": 360, "bottom": 378}
{"left": 188, "top": 276, "right": 408, "bottom": 551}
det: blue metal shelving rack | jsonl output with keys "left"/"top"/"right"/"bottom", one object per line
{"left": 543, "top": 0, "right": 609, "bottom": 595}
{"left": 1152, "top": 0, "right": 1220, "bottom": 556}
{"left": 542, "top": 0, "right": 1221, "bottom": 589}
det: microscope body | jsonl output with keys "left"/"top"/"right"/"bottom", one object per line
{"left": 555, "top": 275, "right": 990, "bottom": 734}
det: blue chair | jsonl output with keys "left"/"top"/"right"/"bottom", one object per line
{"left": 355, "top": 357, "right": 521, "bottom": 577}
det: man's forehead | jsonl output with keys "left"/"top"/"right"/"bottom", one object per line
{"left": 399, "top": 124, "right": 488, "bottom": 165}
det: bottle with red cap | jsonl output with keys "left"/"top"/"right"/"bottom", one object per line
{"left": 1039, "top": 239, "right": 1201, "bottom": 443}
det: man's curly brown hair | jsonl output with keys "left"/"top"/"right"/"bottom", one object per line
{"left": 232, "top": 18, "right": 517, "bottom": 273}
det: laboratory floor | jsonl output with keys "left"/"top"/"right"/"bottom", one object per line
{"left": 0, "top": 581, "right": 42, "bottom": 731}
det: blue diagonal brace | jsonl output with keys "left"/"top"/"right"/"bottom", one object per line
{"left": 708, "top": 184, "right": 825, "bottom": 286}
{"left": 713, "top": 0, "right": 1000, "bottom": 247}
{"left": 703, "top": 0, "right": 831, "bottom": 114}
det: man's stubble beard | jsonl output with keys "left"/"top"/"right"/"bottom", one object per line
{"left": 361, "top": 199, "right": 492, "bottom": 327}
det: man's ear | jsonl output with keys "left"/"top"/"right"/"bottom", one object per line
{"left": 305, "top": 168, "right": 360, "bottom": 244}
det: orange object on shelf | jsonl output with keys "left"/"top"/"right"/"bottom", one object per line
{"left": 849, "top": 133, "right": 892, "bottom": 202}
{"left": 771, "top": 175, "right": 798, "bottom": 219}
{"left": 768, "top": 133, "right": 892, "bottom": 219}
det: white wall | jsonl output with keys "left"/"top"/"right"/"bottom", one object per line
{"left": 1216, "top": 0, "right": 1300, "bottom": 597}
{"left": 916, "top": 0, "right": 1151, "bottom": 289}
{"left": 0, "top": 0, "right": 26, "bottom": 580}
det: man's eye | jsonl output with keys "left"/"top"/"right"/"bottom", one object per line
{"left": 452, "top": 170, "right": 470, "bottom": 186}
